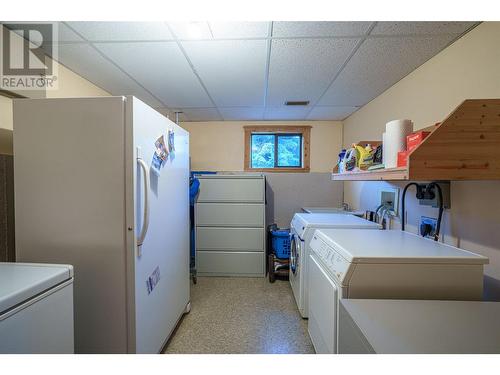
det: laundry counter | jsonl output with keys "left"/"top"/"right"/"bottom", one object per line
{"left": 339, "top": 299, "right": 500, "bottom": 354}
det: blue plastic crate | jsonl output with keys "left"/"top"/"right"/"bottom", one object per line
{"left": 271, "top": 229, "right": 291, "bottom": 259}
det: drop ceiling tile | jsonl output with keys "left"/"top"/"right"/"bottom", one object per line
{"left": 209, "top": 22, "right": 270, "bottom": 38}
{"left": 168, "top": 22, "right": 212, "bottom": 39}
{"left": 272, "top": 22, "right": 372, "bottom": 37}
{"left": 3, "top": 22, "right": 83, "bottom": 46}
{"left": 66, "top": 22, "right": 174, "bottom": 41}
{"left": 307, "top": 106, "right": 359, "bottom": 120}
{"left": 42, "top": 22, "right": 86, "bottom": 60}
{"left": 371, "top": 22, "right": 478, "bottom": 36}
{"left": 219, "top": 107, "right": 265, "bottom": 121}
{"left": 95, "top": 42, "right": 213, "bottom": 108}
{"left": 55, "top": 22, "right": 85, "bottom": 42}
{"left": 267, "top": 38, "right": 359, "bottom": 106}
{"left": 318, "top": 35, "right": 459, "bottom": 107}
{"left": 179, "top": 108, "right": 222, "bottom": 121}
{"left": 182, "top": 39, "right": 267, "bottom": 107}
{"left": 264, "top": 106, "right": 311, "bottom": 121}
{"left": 57, "top": 43, "right": 163, "bottom": 108}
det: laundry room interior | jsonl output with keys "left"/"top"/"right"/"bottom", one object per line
{"left": 2, "top": 1, "right": 500, "bottom": 367}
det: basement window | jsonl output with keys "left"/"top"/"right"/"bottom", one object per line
{"left": 244, "top": 126, "right": 311, "bottom": 172}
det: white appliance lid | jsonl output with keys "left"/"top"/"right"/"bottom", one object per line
{"left": 302, "top": 207, "right": 344, "bottom": 213}
{"left": 315, "top": 229, "right": 489, "bottom": 264}
{"left": 340, "top": 299, "right": 500, "bottom": 354}
{"left": 293, "top": 212, "right": 381, "bottom": 229}
{"left": 0, "top": 263, "right": 73, "bottom": 314}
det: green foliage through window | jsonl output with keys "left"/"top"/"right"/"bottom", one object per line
{"left": 251, "top": 133, "right": 302, "bottom": 168}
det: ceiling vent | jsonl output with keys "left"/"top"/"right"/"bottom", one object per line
{"left": 284, "top": 100, "right": 310, "bottom": 106}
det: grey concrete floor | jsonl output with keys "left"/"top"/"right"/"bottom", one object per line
{"left": 163, "top": 277, "right": 315, "bottom": 354}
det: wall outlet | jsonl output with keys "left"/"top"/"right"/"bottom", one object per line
{"left": 420, "top": 216, "right": 437, "bottom": 239}
{"left": 380, "top": 187, "right": 399, "bottom": 215}
{"left": 418, "top": 181, "right": 451, "bottom": 209}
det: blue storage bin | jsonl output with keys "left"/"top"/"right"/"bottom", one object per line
{"left": 271, "top": 229, "right": 291, "bottom": 259}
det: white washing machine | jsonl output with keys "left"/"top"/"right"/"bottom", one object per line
{"left": 307, "top": 228, "right": 489, "bottom": 354}
{"left": 289, "top": 213, "right": 381, "bottom": 318}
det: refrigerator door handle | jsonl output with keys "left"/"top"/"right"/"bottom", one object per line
{"left": 137, "top": 157, "right": 150, "bottom": 249}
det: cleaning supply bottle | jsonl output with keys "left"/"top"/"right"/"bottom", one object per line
{"left": 337, "top": 149, "right": 346, "bottom": 173}
{"left": 357, "top": 144, "right": 375, "bottom": 170}
{"left": 343, "top": 146, "right": 359, "bottom": 171}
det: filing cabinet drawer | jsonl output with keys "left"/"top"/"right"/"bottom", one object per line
{"left": 196, "top": 227, "right": 264, "bottom": 251}
{"left": 196, "top": 203, "right": 264, "bottom": 227}
{"left": 197, "top": 177, "right": 264, "bottom": 202}
{"left": 197, "top": 251, "right": 264, "bottom": 276}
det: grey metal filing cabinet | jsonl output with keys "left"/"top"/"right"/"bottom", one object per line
{"left": 195, "top": 175, "right": 266, "bottom": 277}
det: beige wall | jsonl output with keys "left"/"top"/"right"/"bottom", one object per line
{"left": 46, "top": 59, "right": 110, "bottom": 98}
{"left": 182, "top": 120, "right": 343, "bottom": 173}
{"left": 342, "top": 22, "right": 500, "bottom": 298}
{"left": 183, "top": 120, "right": 344, "bottom": 226}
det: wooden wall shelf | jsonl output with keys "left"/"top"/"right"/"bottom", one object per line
{"left": 332, "top": 99, "right": 500, "bottom": 181}
{"left": 332, "top": 167, "right": 409, "bottom": 181}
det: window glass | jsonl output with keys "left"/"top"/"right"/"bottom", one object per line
{"left": 277, "top": 135, "right": 301, "bottom": 167}
{"left": 251, "top": 133, "right": 302, "bottom": 169}
{"left": 251, "top": 134, "right": 275, "bottom": 168}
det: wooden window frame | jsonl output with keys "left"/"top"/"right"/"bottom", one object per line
{"left": 244, "top": 126, "right": 311, "bottom": 173}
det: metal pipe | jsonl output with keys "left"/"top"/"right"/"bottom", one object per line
{"left": 174, "top": 111, "right": 183, "bottom": 125}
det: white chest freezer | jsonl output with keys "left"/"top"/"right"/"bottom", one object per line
{"left": 0, "top": 263, "right": 74, "bottom": 353}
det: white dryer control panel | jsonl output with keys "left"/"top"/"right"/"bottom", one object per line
{"left": 310, "top": 233, "right": 351, "bottom": 284}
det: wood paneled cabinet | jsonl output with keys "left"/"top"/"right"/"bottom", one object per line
{"left": 195, "top": 175, "right": 266, "bottom": 277}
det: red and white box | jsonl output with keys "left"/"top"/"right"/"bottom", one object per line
{"left": 406, "top": 131, "right": 431, "bottom": 152}
{"left": 397, "top": 151, "right": 408, "bottom": 167}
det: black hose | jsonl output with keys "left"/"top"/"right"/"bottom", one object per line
{"left": 427, "top": 182, "right": 444, "bottom": 241}
{"left": 401, "top": 182, "right": 419, "bottom": 232}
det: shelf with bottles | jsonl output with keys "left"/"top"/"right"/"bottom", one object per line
{"left": 332, "top": 99, "right": 500, "bottom": 181}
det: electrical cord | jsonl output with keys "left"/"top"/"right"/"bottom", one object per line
{"left": 401, "top": 181, "right": 444, "bottom": 241}
{"left": 401, "top": 182, "right": 419, "bottom": 232}
{"left": 427, "top": 182, "right": 444, "bottom": 241}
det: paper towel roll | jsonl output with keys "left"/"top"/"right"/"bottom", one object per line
{"left": 382, "top": 132, "right": 386, "bottom": 166}
{"left": 384, "top": 119, "right": 413, "bottom": 168}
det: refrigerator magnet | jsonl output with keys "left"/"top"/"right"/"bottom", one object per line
{"left": 151, "top": 153, "right": 162, "bottom": 177}
{"left": 168, "top": 130, "right": 175, "bottom": 153}
{"left": 154, "top": 135, "right": 169, "bottom": 161}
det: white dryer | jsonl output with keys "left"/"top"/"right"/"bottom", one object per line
{"left": 307, "top": 228, "right": 489, "bottom": 354}
{"left": 289, "top": 213, "right": 380, "bottom": 318}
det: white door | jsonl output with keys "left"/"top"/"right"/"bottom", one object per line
{"left": 128, "top": 97, "right": 190, "bottom": 353}
{"left": 308, "top": 254, "right": 338, "bottom": 354}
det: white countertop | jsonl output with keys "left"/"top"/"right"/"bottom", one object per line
{"left": 340, "top": 299, "right": 500, "bottom": 353}
{"left": 294, "top": 212, "right": 381, "bottom": 228}
{"left": 302, "top": 207, "right": 365, "bottom": 216}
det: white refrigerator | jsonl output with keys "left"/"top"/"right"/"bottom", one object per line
{"left": 13, "top": 96, "right": 190, "bottom": 353}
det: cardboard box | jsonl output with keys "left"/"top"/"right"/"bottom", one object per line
{"left": 397, "top": 151, "right": 408, "bottom": 167}
{"left": 407, "top": 131, "right": 431, "bottom": 152}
